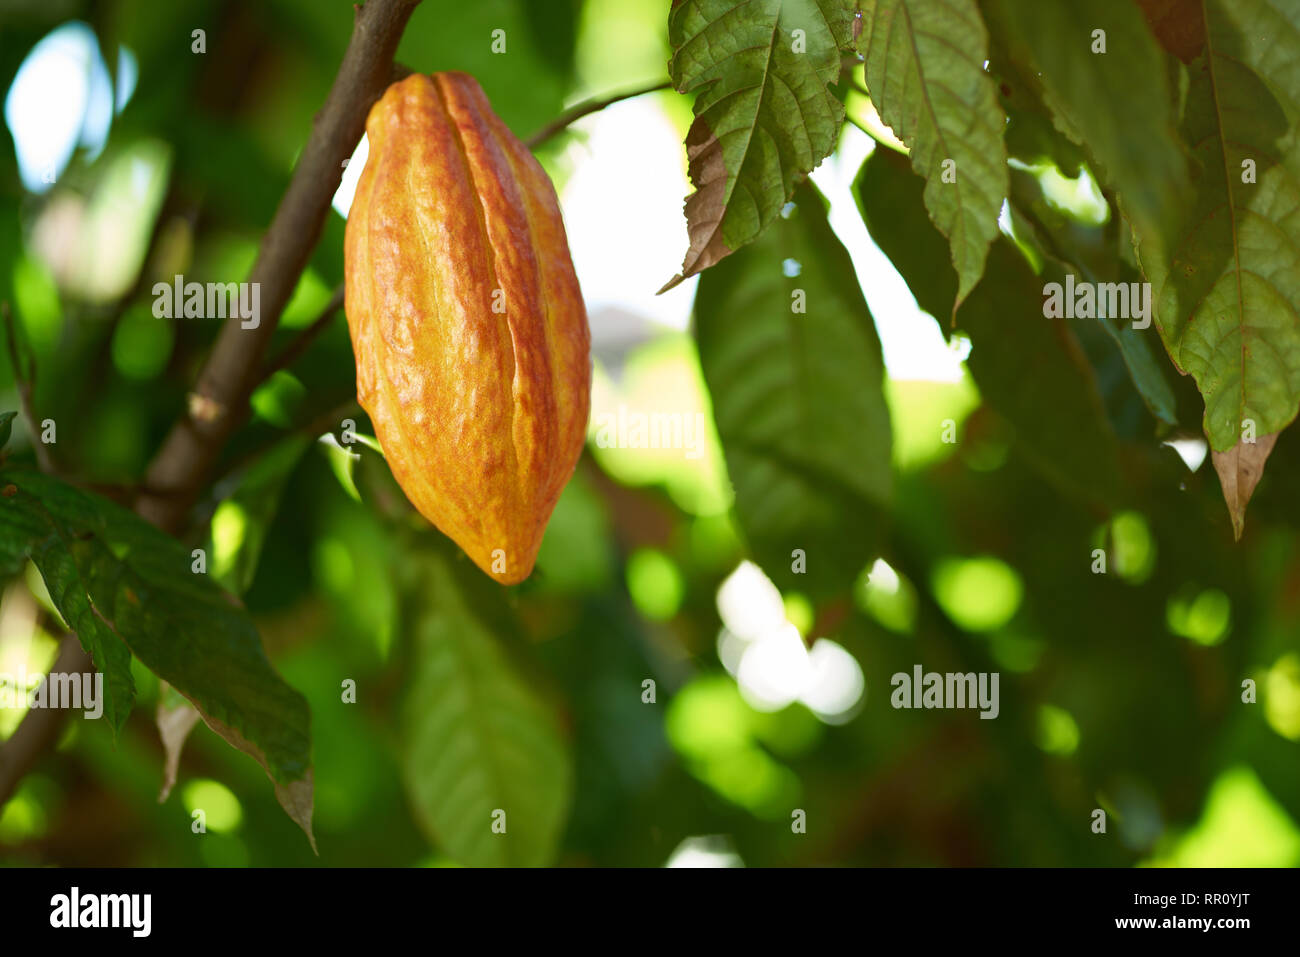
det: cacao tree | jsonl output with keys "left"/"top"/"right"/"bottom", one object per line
{"left": 0, "top": 0, "right": 1297, "bottom": 869}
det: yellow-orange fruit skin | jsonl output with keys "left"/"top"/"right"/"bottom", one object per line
{"left": 344, "top": 72, "right": 591, "bottom": 584}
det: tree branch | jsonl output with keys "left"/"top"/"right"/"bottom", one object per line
{"left": 0, "top": 0, "right": 424, "bottom": 813}
{"left": 2, "top": 302, "right": 56, "bottom": 474}
{"left": 134, "top": 0, "right": 423, "bottom": 533}
{"left": 524, "top": 79, "right": 673, "bottom": 148}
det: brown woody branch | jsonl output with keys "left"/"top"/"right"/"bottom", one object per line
{"left": 134, "top": 0, "right": 422, "bottom": 533}
{"left": 0, "top": 0, "right": 424, "bottom": 812}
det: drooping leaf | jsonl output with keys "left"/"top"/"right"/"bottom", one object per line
{"left": 855, "top": 149, "right": 958, "bottom": 320}
{"left": 857, "top": 0, "right": 1009, "bottom": 313}
{"left": 856, "top": 151, "right": 1122, "bottom": 504}
{"left": 1005, "top": 170, "right": 1179, "bottom": 427}
{"left": 156, "top": 680, "right": 200, "bottom": 803}
{"left": 1003, "top": 102, "right": 1087, "bottom": 180}
{"left": 0, "top": 467, "right": 314, "bottom": 842}
{"left": 993, "top": 57, "right": 1086, "bottom": 177}
{"left": 153, "top": 438, "right": 309, "bottom": 803}
{"left": 982, "top": 0, "right": 1190, "bottom": 241}
{"left": 1092, "top": 302, "right": 1181, "bottom": 428}
{"left": 400, "top": 546, "right": 571, "bottom": 867}
{"left": 694, "top": 181, "right": 892, "bottom": 597}
{"left": 660, "top": 0, "right": 855, "bottom": 291}
{"left": 1133, "top": 0, "right": 1300, "bottom": 537}
{"left": 1213, "top": 434, "right": 1279, "bottom": 539}
{"left": 964, "top": 248, "right": 1126, "bottom": 505}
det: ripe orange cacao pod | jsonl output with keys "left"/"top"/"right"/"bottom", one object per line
{"left": 344, "top": 71, "right": 591, "bottom": 584}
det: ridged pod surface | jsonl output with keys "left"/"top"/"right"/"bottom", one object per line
{"left": 344, "top": 72, "right": 591, "bottom": 584}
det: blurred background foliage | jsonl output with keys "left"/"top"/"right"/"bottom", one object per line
{"left": 0, "top": 0, "right": 1297, "bottom": 867}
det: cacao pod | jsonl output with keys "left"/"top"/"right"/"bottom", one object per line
{"left": 344, "top": 72, "right": 591, "bottom": 584}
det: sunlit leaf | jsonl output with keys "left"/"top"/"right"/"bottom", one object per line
{"left": 1133, "top": 0, "right": 1300, "bottom": 537}
{"left": 660, "top": 0, "right": 856, "bottom": 290}
{"left": 0, "top": 467, "right": 314, "bottom": 843}
{"left": 857, "top": 151, "right": 1121, "bottom": 504}
{"left": 983, "top": 0, "right": 1190, "bottom": 242}
{"left": 857, "top": 0, "right": 1009, "bottom": 313}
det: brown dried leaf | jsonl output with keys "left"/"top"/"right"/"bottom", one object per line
{"left": 1211, "top": 433, "right": 1278, "bottom": 540}
{"left": 156, "top": 682, "right": 201, "bottom": 803}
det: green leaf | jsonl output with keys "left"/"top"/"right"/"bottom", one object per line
{"left": 207, "top": 437, "right": 311, "bottom": 595}
{"left": 967, "top": 248, "right": 1126, "bottom": 505}
{"left": 0, "top": 411, "right": 16, "bottom": 451}
{"left": 857, "top": 0, "right": 1009, "bottom": 313}
{"left": 856, "top": 151, "right": 1121, "bottom": 504}
{"left": 1133, "top": 0, "right": 1300, "bottom": 537}
{"left": 0, "top": 467, "right": 314, "bottom": 843}
{"left": 994, "top": 58, "right": 1086, "bottom": 177}
{"left": 855, "top": 149, "right": 956, "bottom": 319}
{"left": 2, "top": 500, "right": 137, "bottom": 733}
{"left": 400, "top": 547, "right": 571, "bottom": 866}
{"left": 1096, "top": 309, "right": 1180, "bottom": 428}
{"left": 982, "top": 0, "right": 1190, "bottom": 241}
{"left": 660, "top": 0, "right": 855, "bottom": 291}
{"left": 1005, "top": 171, "right": 1178, "bottom": 427}
{"left": 695, "top": 181, "right": 892, "bottom": 597}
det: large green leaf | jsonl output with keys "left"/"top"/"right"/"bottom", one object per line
{"left": 856, "top": 151, "right": 1121, "bottom": 504}
{"left": 0, "top": 484, "right": 136, "bottom": 732}
{"left": 1005, "top": 170, "right": 1179, "bottom": 428}
{"left": 857, "top": 0, "right": 1009, "bottom": 313}
{"left": 0, "top": 467, "right": 314, "bottom": 842}
{"left": 153, "top": 435, "right": 313, "bottom": 800}
{"left": 694, "top": 181, "right": 892, "bottom": 597}
{"left": 400, "top": 547, "right": 571, "bottom": 867}
{"left": 982, "top": 0, "right": 1189, "bottom": 241}
{"left": 1134, "top": 0, "right": 1300, "bottom": 537}
{"left": 660, "top": 0, "right": 855, "bottom": 291}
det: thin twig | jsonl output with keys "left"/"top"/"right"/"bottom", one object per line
{"left": 260, "top": 283, "right": 346, "bottom": 383}
{"left": 524, "top": 79, "right": 674, "bottom": 148}
{"left": 213, "top": 397, "right": 361, "bottom": 488}
{"left": 1, "top": 302, "right": 55, "bottom": 473}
